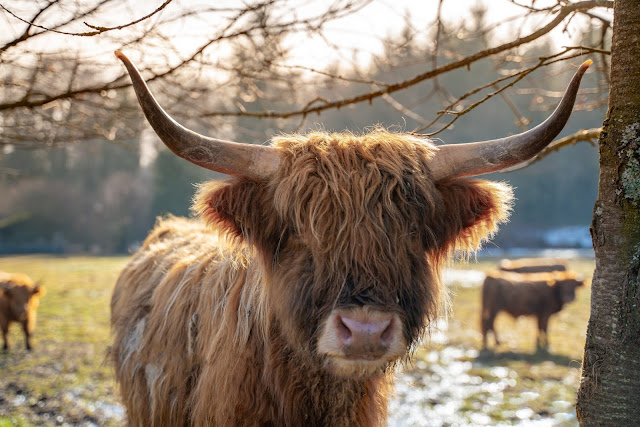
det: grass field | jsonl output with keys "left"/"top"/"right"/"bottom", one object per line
{"left": 0, "top": 255, "right": 594, "bottom": 426}
{"left": 0, "top": 256, "right": 129, "bottom": 426}
{"left": 388, "top": 257, "right": 594, "bottom": 426}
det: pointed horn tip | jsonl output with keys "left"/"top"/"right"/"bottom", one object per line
{"left": 114, "top": 50, "right": 129, "bottom": 63}
{"left": 570, "top": 59, "right": 591, "bottom": 84}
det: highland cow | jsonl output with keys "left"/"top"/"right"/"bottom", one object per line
{"left": 111, "top": 51, "right": 591, "bottom": 426}
{"left": 499, "top": 257, "right": 568, "bottom": 273}
{"left": 0, "top": 271, "right": 45, "bottom": 351}
{"left": 481, "top": 270, "right": 584, "bottom": 349}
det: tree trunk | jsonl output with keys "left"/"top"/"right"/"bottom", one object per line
{"left": 576, "top": 0, "right": 640, "bottom": 424}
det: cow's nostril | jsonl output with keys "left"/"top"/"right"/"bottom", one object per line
{"left": 336, "top": 313, "right": 395, "bottom": 357}
{"left": 380, "top": 318, "right": 395, "bottom": 347}
{"left": 336, "top": 316, "right": 353, "bottom": 345}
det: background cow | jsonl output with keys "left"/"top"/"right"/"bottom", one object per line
{"left": 111, "top": 51, "right": 590, "bottom": 425}
{"left": 0, "top": 271, "right": 45, "bottom": 351}
{"left": 481, "top": 270, "right": 584, "bottom": 349}
{"left": 499, "top": 257, "right": 567, "bottom": 273}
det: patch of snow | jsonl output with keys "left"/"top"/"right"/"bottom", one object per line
{"left": 442, "top": 268, "right": 485, "bottom": 288}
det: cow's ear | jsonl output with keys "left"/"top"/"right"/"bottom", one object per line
{"left": 32, "top": 284, "right": 45, "bottom": 296}
{"left": 193, "top": 179, "right": 260, "bottom": 240}
{"left": 192, "top": 179, "right": 281, "bottom": 250}
{"left": 432, "top": 179, "right": 513, "bottom": 254}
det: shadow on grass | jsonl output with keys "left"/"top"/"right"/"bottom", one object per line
{"left": 475, "top": 348, "right": 575, "bottom": 366}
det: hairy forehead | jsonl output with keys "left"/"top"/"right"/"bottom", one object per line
{"left": 270, "top": 130, "right": 440, "bottom": 221}
{"left": 271, "top": 131, "right": 437, "bottom": 232}
{"left": 271, "top": 129, "right": 438, "bottom": 173}
{"left": 256, "top": 130, "right": 449, "bottom": 285}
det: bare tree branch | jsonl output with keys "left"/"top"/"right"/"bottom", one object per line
{"left": 415, "top": 48, "right": 593, "bottom": 136}
{"left": 0, "top": 0, "right": 58, "bottom": 53}
{"left": 380, "top": 93, "right": 430, "bottom": 125}
{"left": 0, "top": 0, "right": 379, "bottom": 147}
{"left": 83, "top": 0, "right": 173, "bottom": 34}
{"left": 0, "top": 1, "right": 174, "bottom": 37}
{"left": 0, "top": 0, "right": 611, "bottom": 149}
{"left": 200, "top": 1, "right": 613, "bottom": 120}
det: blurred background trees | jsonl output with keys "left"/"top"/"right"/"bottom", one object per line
{"left": 1, "top": 0, "right": 611, "bottom": 254}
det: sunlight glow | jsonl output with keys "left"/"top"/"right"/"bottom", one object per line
{"left": 1, "top": 0, "right": 610, "bottom": 74}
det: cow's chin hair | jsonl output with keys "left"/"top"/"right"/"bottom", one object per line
{"left": 322, "top": 355, "right": 395, "bottom": 380}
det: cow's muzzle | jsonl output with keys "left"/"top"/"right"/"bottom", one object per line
{"left": 317, "top": 307, "right": 406, "bottom": 378}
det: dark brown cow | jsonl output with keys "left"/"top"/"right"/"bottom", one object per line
{"left": 0, "top": 272, "right": 45, "bottom": 351}
{"left": 499, "top": 257, "right": 567, "bottom": 273}
{"left": 111, "top": 51, "right": 590, "bottom": 426}
{"left": 481, "top": 270, "right": 584, "bottom": 349}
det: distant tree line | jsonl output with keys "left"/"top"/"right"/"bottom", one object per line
{"left": 0, "top": 76, "right": 603, "bottom": 254}
{"left": 0, "top": 2, "right": 608, "bottom": 253}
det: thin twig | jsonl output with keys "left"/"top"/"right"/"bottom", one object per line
{"left": 0, "top": 0, "right": 174, "bottom": 37}
{"left": 414, "top": 48, "right": 595, "bottom": 136}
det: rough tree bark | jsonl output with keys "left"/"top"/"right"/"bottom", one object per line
{"left": 577, "top": 0, "right": 640, "bottom": 423}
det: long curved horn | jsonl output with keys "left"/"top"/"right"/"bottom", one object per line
{"left": 115, "top": 51, "right": 280, "bottom": 181}
{"left": 428, "top": 60, "right": 592, "bottom": 181}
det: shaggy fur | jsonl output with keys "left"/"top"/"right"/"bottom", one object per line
{"left": 481, "top": 270, "right": 584, "bottom": 349}
{"left": 0, "top": 271, "right": 45, "bottom": 351}
{"left": 111, "top": 129, "right": 512, "bottom": 425}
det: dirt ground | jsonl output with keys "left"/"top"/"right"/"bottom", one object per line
{"left": 0, "top": 255, "right": 592, "bottom": 426}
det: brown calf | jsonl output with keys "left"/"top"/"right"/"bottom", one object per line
{"left": 481, "top": 270, "right": 584, "bottom": 349}
{"left": 0, "top": 272, "right": 45, "bottom": 351}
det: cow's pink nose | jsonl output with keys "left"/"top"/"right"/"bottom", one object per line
{"left": 335, "top": 312, "right": 396, "bottom": 359}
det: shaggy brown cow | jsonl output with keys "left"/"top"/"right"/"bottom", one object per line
{"left": 481, "top": 270, "right": 584, "bottom": 349}
{"left": 0, "top": 271, "right": 45, "bottom": 351}
{"left": 499, "top": 257, "right": 568, "bottom": 273}
{"left": 111, "top": 50, "right": 590, "bottom": 426}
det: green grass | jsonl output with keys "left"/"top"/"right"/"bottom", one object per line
{"left": 446, "top": 257, "right": 593, "bottom": 357}
{"left": 0, "top": 255, "right": 594, "bottom": 425}
{"left": 0, "top": 255, "right": 129, "bottom": 426}
{"left": 404, "top": 256, "right": 594, "bottom": 425}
